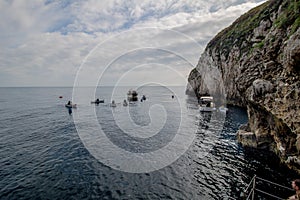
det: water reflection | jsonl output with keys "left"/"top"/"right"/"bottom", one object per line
{"left": 67, "top": 107, "right": 72, "bottom": 115}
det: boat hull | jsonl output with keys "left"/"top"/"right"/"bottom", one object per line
{"left": 127, "top": 96, "right": 138, "bottom": 101}
{"left": 65, "top": 104, "right": 77, "bottom": 108}
{"left": 91, "top": 99, "right": 104, "bottom": 103}
{"left": 199, "top": 107, "right": 216, "bottom": 112}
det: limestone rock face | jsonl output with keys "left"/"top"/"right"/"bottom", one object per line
{"left": 237, "top": 130, "right": 257, "bottom": 148}
{"left": 187, "top": 0, "right": 300, "bottom": 172}
{"left": 237, "top": 123, "right": 258, "bottom": 148}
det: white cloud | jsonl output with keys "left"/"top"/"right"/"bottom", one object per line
{"left": 0, "top": 0, "right": 266, "bottom": 86}
{"left": 0, "top": 0, "right": 68, "bottom": 47}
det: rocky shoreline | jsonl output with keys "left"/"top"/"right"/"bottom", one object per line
{"left": 187, "top": 0, "right": 300, "bottom": 172}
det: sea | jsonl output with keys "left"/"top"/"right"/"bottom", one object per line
{"left": 0, "top": 86, "right": 298, "bottom": 200}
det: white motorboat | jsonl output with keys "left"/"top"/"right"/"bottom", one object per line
{"left": 199, "top": 96, "right": 216, "bottom": 112}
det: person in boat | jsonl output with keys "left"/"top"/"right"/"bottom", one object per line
{"left": 288, "top": 179, "right": 300, "bottom": 199}
{"left": 96, "top": 98, "right": 100, "bottom": 103}
{"left": 66, "top": 101, "right": 72, "bottom": 114}
{"left": 111, "top": 100, "right": 116, "bottom": 107}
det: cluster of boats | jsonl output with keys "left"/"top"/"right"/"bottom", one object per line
{"left": 65, "top": 89, "right": 144, "bottom": 108}
{"left": 64, "top": 91, "right": 227, "bottom": 113}
{"left": 198, "top": 96, "right": 228, "bottom": 113}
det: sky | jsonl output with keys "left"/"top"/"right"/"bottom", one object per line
{"left": 0, "top": 0, "right": 266, "bottom": 87}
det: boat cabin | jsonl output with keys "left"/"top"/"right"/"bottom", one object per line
{"left": 199, "top": 96, "right": 216, "bottom": 112}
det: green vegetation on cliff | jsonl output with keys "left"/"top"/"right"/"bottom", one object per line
{"left": 275, "top": 0, "right": 300, "bottom": 34}
{"left": 207, "top": 0, "right": 300, "bottom": 58}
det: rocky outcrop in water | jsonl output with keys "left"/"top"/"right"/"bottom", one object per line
{"left": 187, "top": 0, "right": 300, "bottom": 172}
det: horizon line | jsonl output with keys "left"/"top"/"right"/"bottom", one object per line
{"left": 0, "top": 85, "right": 187, "bottom": 88}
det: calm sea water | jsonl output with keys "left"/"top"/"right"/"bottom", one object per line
{"left": 0, "top": 86, "right": 298, "bottom": 200}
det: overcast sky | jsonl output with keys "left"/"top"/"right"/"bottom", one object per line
{"left": 0, "top": 0, "right": 266, "bottom": 87}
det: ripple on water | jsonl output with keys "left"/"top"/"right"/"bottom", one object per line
{"left": 0, "top": 88, "right": 298, "bottom": 200}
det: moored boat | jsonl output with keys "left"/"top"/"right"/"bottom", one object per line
{"left": 123, "top": 99, "right": 128, "bottom": 106}
{"left": 110, "top": 100, "right": 117, "bottom": 107}
{"left": 91, "top": 99, "right": 104, "bottom": 104}
{"left": 65, "top": 104, "right": 77, "bottom": 108}
{"left": 65, "top": 101, "right": 77, "bottom": 108}
{"left": 199, "top": 96, "right": 216, "bottom": 112}
{"left": 127, "top": 89, "right": 138, "bottom": 101}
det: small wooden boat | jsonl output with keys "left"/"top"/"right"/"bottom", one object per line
{"left": 91, "top": 99, "right": 104, "bottom": 104}
{"left": 110, "top": 100, "right": 117, "bottom": 107}
{"left": 65, "top": 104, "right": 77, "bottom": 108}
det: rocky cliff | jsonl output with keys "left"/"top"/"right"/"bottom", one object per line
{"left": 186, "top": 0, "right": 300, "bottom": 172}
